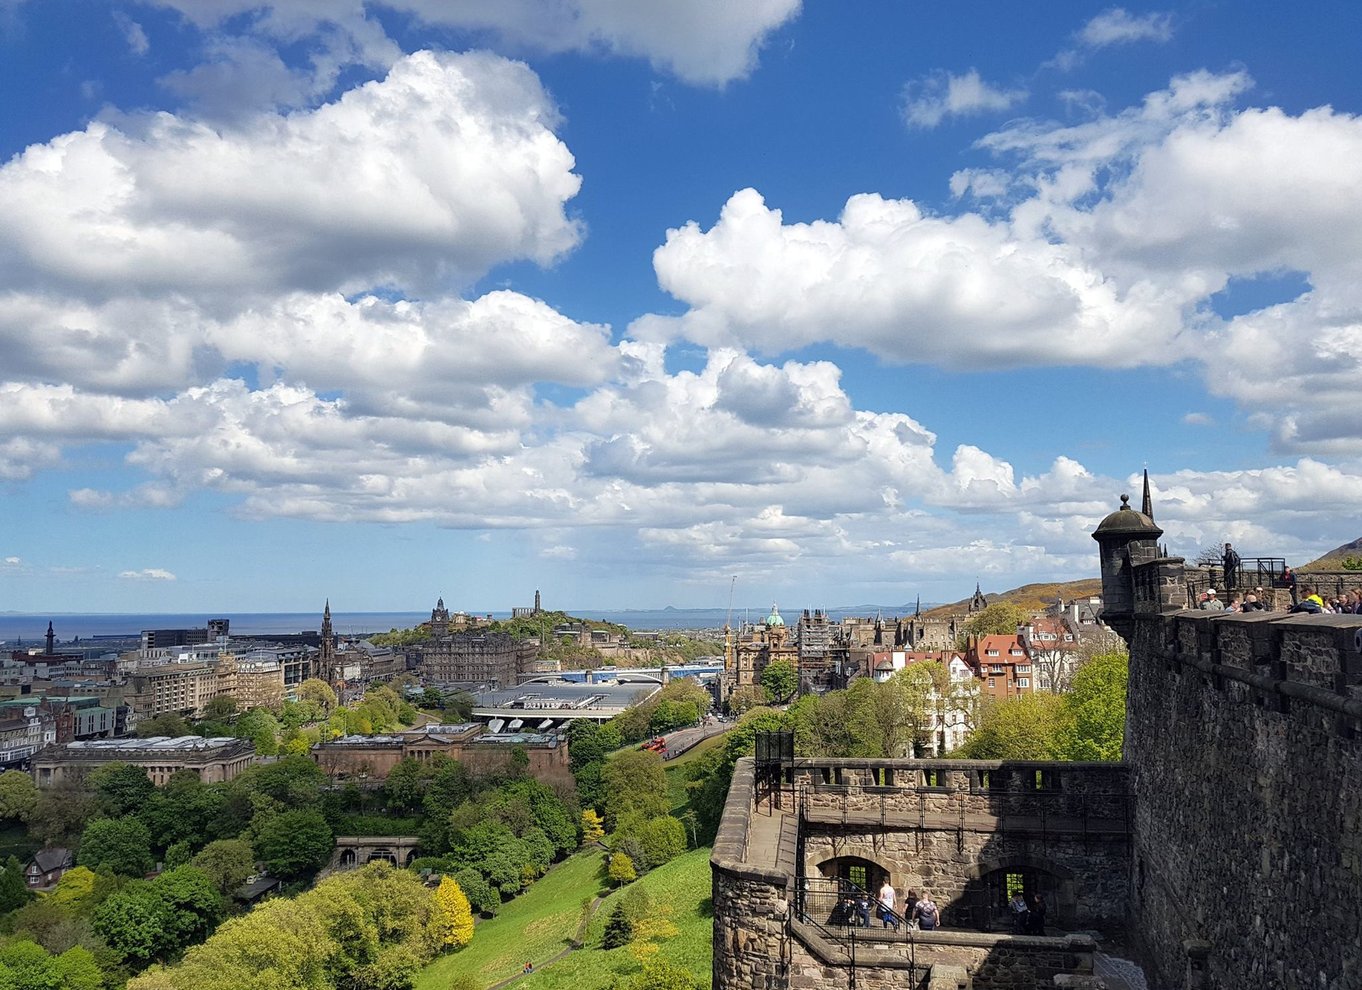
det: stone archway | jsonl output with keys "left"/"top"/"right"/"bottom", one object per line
{"left": 340, "top": 848, "right": 357, "bottom": 867}
{"left": 816, "top": 855, "right": 890, "bottom": 894}
{"left": 962, "top": 855, "right": 1078, "bottom": 931}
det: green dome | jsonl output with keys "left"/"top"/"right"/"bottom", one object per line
{"left": 765, "top": 604, "right": 785, "bottom": 627}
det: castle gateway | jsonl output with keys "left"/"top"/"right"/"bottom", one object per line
{"left": 711, "top": 485, "right": 1361, "bottom": 990}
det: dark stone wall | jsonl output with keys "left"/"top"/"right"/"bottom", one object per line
{"left": 1125, "top": 608, "right": 1362, "bottom": 988}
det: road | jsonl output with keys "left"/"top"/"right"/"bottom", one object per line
{"left": 660, "top": 720, "right": 731, "bottom": 760}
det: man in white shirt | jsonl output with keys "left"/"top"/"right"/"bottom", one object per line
{"left": 877, "top": 879, "right": 897, "bottom": 930}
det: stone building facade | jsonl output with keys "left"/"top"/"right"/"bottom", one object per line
{"left": 32, "top": 736, "right": 256, "bottom": 786}
{"left": 311, "top": 723, "right": 571, "bottom": 787}
{"left": 418, "top": 600, "right": 534, "bottom": 687}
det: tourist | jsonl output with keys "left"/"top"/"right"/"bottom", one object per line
{"left": 1009, "top": 891, "right": 1029, "bottom": 934}
{"left": 1243, "top": 593, "right": 1266, "bottom": 612}
{"left": 1223, "top": 543, "right": 1241, "bottom": 591}
{"left": 877, "top": 878, "right": 898, "bottom": 931}
{"left": 1227, "top": 594, "right": 1243, "bottom": 613}
{"left": 904, "top": 889, "right": 919, "bottom": 930}
{"left": 1200, "top": 589, "right": 1225, "bottom": 611}
{"left": 1028, "top": 893, "right": 1048, "bottom": 935}
{"left": 912, "top": 891, "right": 939, "bottom": 932}
{"left": 1290, "top": 585, "right": 1325, "bottom": 614}
{"left": 855, "top": 891, "right": 871, "bottom": 928}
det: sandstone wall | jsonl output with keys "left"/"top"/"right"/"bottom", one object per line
{"left": 1125, "top": 607, "right": 1362, "bottom": 989}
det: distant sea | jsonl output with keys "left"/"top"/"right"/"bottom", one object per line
{"left": 1, "top": 604, "right": 923, "bottom": 646}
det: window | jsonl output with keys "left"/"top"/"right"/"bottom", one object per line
{"left": 986, "top": 649, "right": 999, "bottom": 657}
{"left": 1016, "top": 665, "right": 1031, "bottom": 674}
{"left": 1017, "top": 678, "right": 1030, "bottom": 688}
{"left": 922, "top": 768, "right": 946, "bottom": 787}
{"left": 987, "top": 678, "right": 996, "bottom": 688}
{"left": 1009, "top": 648, "right": 1023, "bottom": 656}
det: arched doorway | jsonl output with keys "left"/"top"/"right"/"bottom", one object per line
{"left": 817, "top": 855, "right": 889, "bottom": 894}
{"left": 962, "top": 860, "right": 1069, "bottom": 932}
{"left": 339, "top": 849, "right": 357, "bottom": 867}
{"left": 805, "top": 856, "right": 891, "bottom": 928}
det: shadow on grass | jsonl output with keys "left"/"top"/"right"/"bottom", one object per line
{"left": 696, "top": 897, "right": 713, "bottom": 919}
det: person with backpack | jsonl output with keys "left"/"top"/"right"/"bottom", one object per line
{"left": 912, "top": 891, "right": 940, "bottom": 931}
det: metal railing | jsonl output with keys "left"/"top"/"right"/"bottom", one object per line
{"left": 791, "top": 875, "right": 919, "bottom": 989}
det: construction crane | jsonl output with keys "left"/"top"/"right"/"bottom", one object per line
{"left": 725, "top": 575, "right": 737, "bottom": 632}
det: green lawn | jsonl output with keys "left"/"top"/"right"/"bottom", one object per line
{"left": 415, "top": 846, "right": 714, "bottom": 990}
{"left": 415, "top": 850, "right": 608, "bottom": 990}
{"left": 514, "top": 847, "right": 713, "bottom": 990}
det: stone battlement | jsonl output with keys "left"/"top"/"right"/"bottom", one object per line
{"left": 1094, "top": 489, "right": 1362, "bottom": 989}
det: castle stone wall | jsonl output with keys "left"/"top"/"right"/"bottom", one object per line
{"left": 1124, "top": 603, "right": 1362, "bottom": 989}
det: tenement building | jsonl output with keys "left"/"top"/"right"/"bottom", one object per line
{"left": 712, "top": 483, "right": 1361, "bottom": 990}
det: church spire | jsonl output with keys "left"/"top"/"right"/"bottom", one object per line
{"left": 1141, "top": 468, "right": 1154, "bottom": 520}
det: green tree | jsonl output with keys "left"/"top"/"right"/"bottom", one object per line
{"left": 1056, "top": 650, "right": 1128, "bottom": 761}
{"left": 601, "top": 902, "right": 633, "bottom": 948}
{"left": 568, "top": 721, "right": 623, "bottom": 773}
{"left": 93, "top": 883, "right": 173, "bottom": 966}
{"left": 0, "top": 940, "right": 59, "bottom": 989}
{"left": 0, "top": 770, "right": 38, "bottom": 822}
{"left": 956, "top": 693, "right": 1065, "bottom": 759}
{"left": 79, "top": 816, "right": 155, "bottom": 877}
{"left": 89, "top": 762, "right": 156, "bottom": 817}
{"left": 452, "top": 867, "right": 498, "bottom": 916}
{"left": 253, "top": 809, "right": 333, "bottom": 879}
{"left": 726, "top": 685, "right": 766, "bottom": 715}
{"left": 191, "top": 839, "right": 257, "bottom": 895}
{"left": 607, "top": 852, "right": 636, "bottom": 887}
{"left": 760, "top": 659, "right": 798, "bottom": 703}
{"left": 296, "top": 678, "right": 338, "bottom": 717}
{"left": 957, "top": 602, "right": 1030, "bottom": 648}
{"left": 383, "top": 757, "right": 426, "bottom": 815}
{"left": 234, "top": 709, "right": 280, "bottom": 756}
{"left": 430, "top": 876, "right": 475, "bottom": 950}
{"left": 49, "top": 865, "right": 100, "bottom": 915}
{"left": 637, "top": 816, "right": 686, "bottom": 867}
{"left": 602, "top": 751, "right": 669, "bottom": 828}
{"left": 202, "top": 696, "right": 238, "bottom": 720}
{"left": 150, "top": 867, "right": 225, "bottom": 954}
{"left": 54, "top": 946, "right": 103, "bottom": 990}
{"left": 0, "top": 857, "right": 29, "bottom": 913}
{"left": 648, "top": 700, "right": 698, "bottom": 734}
{"left": 29, "top": 787, "right": 96, "bottom": 846}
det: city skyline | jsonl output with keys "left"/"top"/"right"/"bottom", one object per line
{"left": 2, "top": 2, "right": 1361, "bottom": 612}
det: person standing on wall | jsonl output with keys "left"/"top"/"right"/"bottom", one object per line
{"left": 1223, "top": 543, "right": 1241, "bottom": 592}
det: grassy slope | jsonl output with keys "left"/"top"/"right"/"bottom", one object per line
{"left": 415, "top": 851, "right": 608, "bottom": 990}
{"left": 414, "top": 846, "right": 714, "bottom": 990}
{"left": 516, "top": 847, "right": 713, "bottom": 990}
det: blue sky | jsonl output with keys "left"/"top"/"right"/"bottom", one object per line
{"left": 2, "top": 1, "right": 1361, "bottom": 613}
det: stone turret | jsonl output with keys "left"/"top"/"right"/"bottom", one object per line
{"left": 1092, "top": 491, "right": 1163, "bottom": 642}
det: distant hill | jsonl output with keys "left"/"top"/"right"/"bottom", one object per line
{"left": 1298, "top": 537, "right": 1362, "bottom": 572}
{"left": 921, "top": 577, "right": 1105, "bottom": 619}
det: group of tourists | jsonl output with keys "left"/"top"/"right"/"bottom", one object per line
{"left": 1008, "top": 891, "right": 1048, "bottom": 935}
{"left": 829, "top": 881, "right": 938, "bottom": 932}
{"left": 1289, "top": 586, "right": 1362, "bottom": 614}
